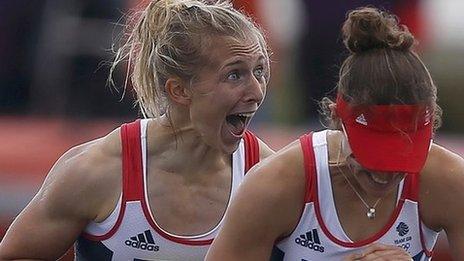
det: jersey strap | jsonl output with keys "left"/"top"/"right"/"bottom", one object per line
{"left": 243, "top": 130, "right": 260, "bottom": 172}
{"left": 80, "top": 119, "right": 142, "bottom": 241}
{"left": 121, "top": 119, "right": 144, "bottom": 202}
{"left": 299, "top": 133, "right": 315, "bottom": 203}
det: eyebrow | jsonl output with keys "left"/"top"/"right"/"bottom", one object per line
{"left": 222, "top": 60, "right": 245, "bottom": 69}
{"left": 221, "top": 56, "right": 266, "bottom": 70}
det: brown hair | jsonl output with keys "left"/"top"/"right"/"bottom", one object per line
{"left": 109, "top": 0, "right": 270, "bottom": 118}
{"left": 321, "top": 7, "right": 442, "bottom": 132}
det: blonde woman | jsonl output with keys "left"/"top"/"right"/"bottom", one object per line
{"left": 0, "top": 1, "right": 273, "bottom": 260}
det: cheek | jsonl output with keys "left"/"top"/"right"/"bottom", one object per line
{"left": 352, "top": 168, "right": 373, "bottom": 186}
{"left": 355, "top": 170, "right": 369, "bottom": 182}
{"left": 189, "top": 87, "right": 240, "bottom": 124}
{"left": 190, "top": 101, "right": 224, "bottom": 129}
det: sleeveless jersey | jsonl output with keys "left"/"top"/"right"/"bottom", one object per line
{"left": 75, "top": 119, "right": 260, "bottom": 260}
{"left": 272, "top": 130, "right": 439, "bottom": 261}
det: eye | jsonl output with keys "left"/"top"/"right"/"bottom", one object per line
{"left": 253, "top": 67, "right": 264, "bottom": 78}
{"left": 227, "top": 71, "right": 240, "bottom": 81}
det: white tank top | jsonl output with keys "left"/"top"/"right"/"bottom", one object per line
{"left": 272, "top": 130, "right": 439, "bottom": 261}
{"left": 75, "top": 119, "right": 260, "bottom": 260}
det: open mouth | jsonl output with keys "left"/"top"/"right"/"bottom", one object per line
{"left": 368, "top": 173, "right": 389, "bottom": 185}
{"left": 225, "top": 112, "right": 254, "bottom": 137}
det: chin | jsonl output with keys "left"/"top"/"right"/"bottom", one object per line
{"left": 363, "top": 180, "right": 398, "bottom": 198}
{"left": 219, "top": 131, "right": 243, "bottom": 154}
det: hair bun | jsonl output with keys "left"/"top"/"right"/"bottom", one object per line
{"left": 342, "top": 7, "right": 415, "bottom": 53}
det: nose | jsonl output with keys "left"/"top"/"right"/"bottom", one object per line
{"left": 243, "top": 75, "right": 265, "bottom": 104}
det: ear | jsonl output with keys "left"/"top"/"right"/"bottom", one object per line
{"left": 165, "top": 77, "right": 191, "bottom": 106}
{"left": 329, "top": 102, "right": 343, "bottom": 130}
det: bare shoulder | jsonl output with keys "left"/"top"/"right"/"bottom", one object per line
{"left": 254, "top": 138, "right": 305, "bottom": 178}
{"left": 419, "top": 143, "right": 464, "bottom": 230}
{"left": 256, "top": 136, "right": 275, "bottom": 160}
{"left": 40, "top": 127, "right": 123, "bottom": 221}
{"left": 421, "top": 143, "right": 464, "bottom": 191}
{"left": 0, "top": 128, "right": 124, "bottom": 259}
{"left": 239, "top": 138, "right": 306, "bottom": 236}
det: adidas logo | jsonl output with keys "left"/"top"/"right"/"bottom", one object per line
{"left": 294, "top": 229, "right": 325, "bottom": 253}
{"left": 125, "top": 230, "right": 159, "bottom": 252}
{"left": 355, "top": 114, "right": 368, "bottom": 126}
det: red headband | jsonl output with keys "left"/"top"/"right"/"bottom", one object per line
{"left": 336, "top": 95, "right": 433, "bottom": 173}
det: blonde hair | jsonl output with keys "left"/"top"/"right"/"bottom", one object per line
{"left": 109, "top": 0, "right": 270, "bottom": 118}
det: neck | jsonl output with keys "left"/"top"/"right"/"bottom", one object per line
{"left": 330, "top": 165, "right": 379, "bottom": 205}
{"left": 146, "top": 111, "right": 230, "bottom": 175}
{"left": 327, "top": 130, "right": 382, "bottom": 204}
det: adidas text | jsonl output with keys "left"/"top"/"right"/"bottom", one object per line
{"left": 125, "top": 240, "right": 159, "bottom": 251}
{"left": 125, "top": 230, "right": 159, "bottom": 252}
{"left": 294, "top": 238, "right": 324, "bottom": 253}
{"left": 295, "top": 229, "right": 325, "bottom": 253}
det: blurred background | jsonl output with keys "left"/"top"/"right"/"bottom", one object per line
{"left": 1, "top": 0, "right": 463, "bottom": 259}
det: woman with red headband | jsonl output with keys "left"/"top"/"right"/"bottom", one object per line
{"left": 207, "top": 6, "right": 464, "bottom": 260}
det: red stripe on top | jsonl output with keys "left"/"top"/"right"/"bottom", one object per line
{"left": 300, "top": 131, "right": 413, "bottom": 248}
{"left": 272, "top": 133, "right": 315, "bottom": 244}
{"left": 313, "top": 177, "right": 408, "bottom": 248}
{"left": 80, "top": 120, "right": 142, "bottom": 241}
{"left": 244, "top": 130, "right": 260, "bottom": 173}
{"left": 121, "top": 119, "right": 144, "bottom": 202}
{"left": 299, "top": 133, "right": 315, "bottom": 203}
{"left": 405, "top": 173, "right": 419, "bottom": 201}
{"left": 413, "top": 172, "right": 434, "bottom": 256}
{"left": 141, "top": 196, "right": 214, "bottom": 246}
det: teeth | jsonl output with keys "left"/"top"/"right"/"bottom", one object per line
{"left": 370, "top": 174, "right": 388, "bottom": 184}
{"left": 237, "top": 112, "right": 254, "bottom": 117}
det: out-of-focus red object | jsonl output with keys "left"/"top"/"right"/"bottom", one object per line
{"left": 0, "top": 117, "right": 121, "bottom": 260}
{"left": 233, "top": 0, "right": 260, "bottom": 21}
{"left": 394, "top": 0, "right": 428, "bottom": 48}
{"left": 0, "top": 116, "right": 120, "bottom": 182}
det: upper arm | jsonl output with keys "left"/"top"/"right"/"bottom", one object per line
{"left": 441, "top": 156, "right": 464, "bottom": 258}
{"left": 207, "top": 141, "right": 305, "bottom": 261}
{"left": 0, "top": 135, "right": 120, "bottom": 260}
{"left": 420, "top": 145, "right": 464, "bottom": 258}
